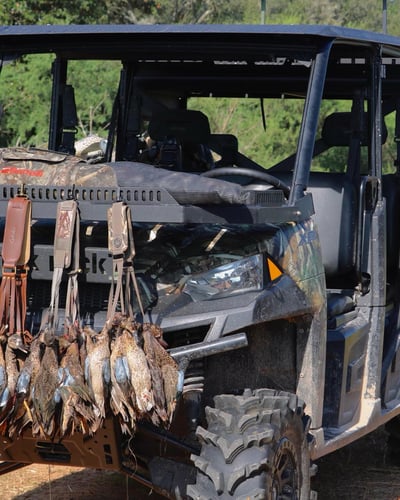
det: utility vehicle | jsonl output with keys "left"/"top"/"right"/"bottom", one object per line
{"left": 1, "top": 23, "right": 400, "bottom": 499}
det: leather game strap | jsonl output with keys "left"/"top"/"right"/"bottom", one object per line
{"left": 0, "top": 195, "right": 32, "bottom": 341}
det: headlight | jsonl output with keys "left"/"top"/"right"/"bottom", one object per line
{"left": 183, "top": 254, "right": 264, "bottom": 301}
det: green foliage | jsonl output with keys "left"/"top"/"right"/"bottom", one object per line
{"left": 262, "top": 0, "right": 400, "bottom": 35}
{"left": 67, "top": 60, "right": 120, "bottom": 139}
{"left": 0, "top": 57, "right": 120, "bottom": 147}
{"left": 0, "top": 55, "right": 53, "bottom": 147}
{"left": 152, "top": 0, "right": 251, "bottom": 24}
{"left": 189, "top": 97, "right": 304, "bottom": 168}
{"left": 1, "top": 0, "right": 400, "bottom": 174}
{"left": 0, "top": 0, "right": 109, "bottom": 25}
{"left": 106, "top": 0, "right": 161, "bottom": 24}
{"left": 382, "top": 112, "right": 397, "bottom": 174}
{"left": 0, "top": 0, "right": 120, "bottom": 146}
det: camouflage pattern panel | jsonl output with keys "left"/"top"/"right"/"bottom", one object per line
{"left": 272, "top": 219, "right": 326, "bottom": 314}
{"left": 0, "top": 147, "right": 117, "bottom": 187}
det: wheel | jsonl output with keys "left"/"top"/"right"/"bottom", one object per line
{"left": 187, "top": 388, "right": 313, "bottom": 499}
{"left": 201, "top": 167, "right": 290, "bottom": 198}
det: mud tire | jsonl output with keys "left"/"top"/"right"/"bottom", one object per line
{"left": 187, "top": 389, "right": 313, "bottom": 499}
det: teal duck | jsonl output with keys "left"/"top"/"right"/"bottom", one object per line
{"left": 142, "top": 323, "right": 179, "bottom": 424}
{"left": 31, "top": 327, "right": 61, "bottom": 438}
{"left": 58, "top": 321, "right": 99, "bottom": 437}
{"left": 109, "top": 320, "right": 137, "bottom": 434}
{"left": 0, "top": 336, "right": 21, "bottom": 432}
{"left": 141, "top": 324, "right": 168, "bottom": 425}
{"left": 118, "top": 317, "right": 154, "bottom": 417}
{"left": 83, "top": 324, "right": 111, "bottom": 431}
{"left": 8, "top": 334, "right": 43, "bottom": 436}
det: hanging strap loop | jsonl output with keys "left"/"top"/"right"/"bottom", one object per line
{"left": 125, "top": 205, "right": 145, "bottom": 319}
{"left": 48, "top": 199, "right": 80, "bottom": 330}
{"left": 0, "top": 194, "right": 31, "bottom": 343}
{"left": 106, "top": 201, "right": 144, "bottom": 325}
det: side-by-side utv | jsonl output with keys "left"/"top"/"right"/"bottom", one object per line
{"left": 1, "top": 23, "right": 400, "bottom": 498}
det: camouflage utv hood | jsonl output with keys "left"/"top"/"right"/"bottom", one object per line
{"left": 0, "top": 148, "right": 118, "bottom": 187}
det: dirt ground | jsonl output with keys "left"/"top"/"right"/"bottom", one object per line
{"left": 313, "top": 425, "right": 400, "bottom": 500}
{"left": 0, "top": 464, "right": 162, "bottom": 500}
{"left": 0, "top": 425, "right": 399, "bottom": 499}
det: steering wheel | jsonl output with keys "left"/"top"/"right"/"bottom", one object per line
{"left": 201, "top": 167, "right": 290, "bottom": 198}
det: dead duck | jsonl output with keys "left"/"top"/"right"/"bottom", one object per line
{"left": 31, "top": 327, "right": 61, "bottom": 438}
{"left": 109, "top": 320, "right": 137, "bottom": 434}
{"left": 83, "top": 324, "right": 111, "bottom": 431}
{"left": 118, "top": 317, "right": 154, "bottom": 418}
{"left": 58, "top": 321, "right": 99, "bottom": 437}
{"left": 142, "top": 323, "right": 180, "bottom": 424}
{"left": 0, "top": 336, "right": 21, "bottom": 432}
{"left": 141, "top": 324, "right": 168, "bottom": 425}
{"left": 8, "top": 333, "right": 43, "bottom": 436}
{"left": 144, "top": 322, "right": 169, "bottom": 349}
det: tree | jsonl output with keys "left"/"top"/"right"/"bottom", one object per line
{"left": 0, "top": 55, "right": 53, "bottom": 147}
{"left": 2, "top": 0, "right": 400, "bottom": 162}
{"left": 105, "top": 1, "right": 266, "bottom": 27}
{"left": 106, "top": 0, "right": 161, "bottom": 24}
{"left": 0, "top": 56, "right": 121, "bottom": 148}
{"left": 0, "top": 0, "right": 109, "bottom": 25}
{"left": 0, "top": 0, "right": 121, "bottom": 147}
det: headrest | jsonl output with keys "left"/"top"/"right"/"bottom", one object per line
{"left": 148, "top": 109, "right": 211, "bottom": 144}
{"left": 322, "top": 112, "right": 387, "bottom": 147}
{"left": 208, "top": 134, "right": 238, "bottom": 165}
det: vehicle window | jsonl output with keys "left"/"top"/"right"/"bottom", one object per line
{"left": 383, "top": 111, "right": 397, "bottom": 174}
{"left": 188, "top": 96, "right": 304, "bottom": 170}
{"left": 0, "top": 54, "right": 53, "bottom": 148}
{"left": 0, "top": 56, "right": 119, "bottom": 149}
{"left": 67, "top": 59, "right": 120, "bottom": 141}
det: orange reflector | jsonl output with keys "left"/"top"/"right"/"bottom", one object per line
{"left": 267, "top": 257, "right": 282, "bottom": 281}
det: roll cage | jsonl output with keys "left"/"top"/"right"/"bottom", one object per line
{"left": 2, "top": 24, "right": 400, "bottom": 205}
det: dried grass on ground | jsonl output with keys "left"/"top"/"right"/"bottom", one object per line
{"left": 0, "top": 426, "right": 398, "bottom": 499}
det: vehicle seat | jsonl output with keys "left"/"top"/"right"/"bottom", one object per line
{"left": 277, "top": 170, "right": 358, "bottom": 290}
{"left": 308, "top": 172, "right": 358, "bottom": 288}
{"left": 265, "top": 112, "right": 365, "bottom": 290}
{"left": 147, "top": 109, "right": 213, "bottom": 172}
{"left": 208, "top": 134, "right": 239, "bottom": 167}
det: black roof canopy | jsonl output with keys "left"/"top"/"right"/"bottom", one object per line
{"left": 1, "top": 24, "right": 400, "bottom": 100}
{"left": 1, "top": 24, "right": 400, "bottom": 59}
{"left": 2, "top": 24, "right": 400, "bottom": 99}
